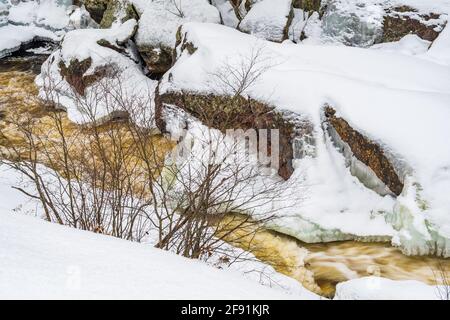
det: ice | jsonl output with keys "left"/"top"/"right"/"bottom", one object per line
{"left": 160, "top": 22, "right": 450, "bottom": 256}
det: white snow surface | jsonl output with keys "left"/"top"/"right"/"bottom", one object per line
{"left": 239, "top": 0, "right": 292, "bottom": 42}
{"left": 334, "top": 276, "right": 443, "bottom": 300}
{"left": 160, "top": 22, "right": 450, "bottom": 255}
{"left": 133, "top": 0, "right": 220, "bottom": 49}
{"left": 0, "top": 165, "right": 318, "bottom": 300}
{"left": 0, "top": 210, "right": 320, "bottom": 299}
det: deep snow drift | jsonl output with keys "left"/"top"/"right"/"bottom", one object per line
{"left": 0, "top": 210, "right": 321, "bottom": 299}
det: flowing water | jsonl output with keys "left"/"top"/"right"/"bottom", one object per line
{"left": 0, "top": 55, "right": 448, "bottom": 298}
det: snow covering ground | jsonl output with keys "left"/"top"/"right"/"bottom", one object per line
{"left": 239, "top": 0, "right": 292, "bottom": 42}
{"left": 161, "top": 22, "right": 450, "bottom": 256}
{"left": 0, "top": 165, "right": 320, "bottom": 299}
{"left": 335, "top": 277, "right": 444, "bottom": 300}
{"left": 0, "top": 210, "right": 320, "bottom": 299}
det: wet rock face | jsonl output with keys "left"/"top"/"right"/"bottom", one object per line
{"left": 382, "top": 6, "right": 444, "bottom": 42}
{"left": 156, "top": 91, "right": 300, "bottom": 180}
{"left": 324, "top": 106, "right": 403, "bottom": 196}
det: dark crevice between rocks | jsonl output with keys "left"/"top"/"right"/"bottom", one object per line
{"left": 155, "top": 91, "right": 307, "bottom": 180}
{"left": 323, "top": 105, "right": 403, "bottom": 196}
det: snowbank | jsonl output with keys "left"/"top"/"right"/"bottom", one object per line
{"left": 0, "top": 165, "right": 318, "bottom": 300}
{"left": 334, "top": 276, "right": 443, "bottom": 300}
{"left": 0, "top": 210, "right": 320, "bottom": 299}
{"left": 160, "top": 22, "right": 450, "bottom": 256}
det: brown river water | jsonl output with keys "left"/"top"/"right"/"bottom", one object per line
{"left": 0, "top": 55, "right": 448, "bottom": 298}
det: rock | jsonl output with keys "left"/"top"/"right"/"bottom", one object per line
{"left": 321, "top": 0, "right": 384, "bottom": 47}
{"left": 382, "top": 6, "right": 445, "bottom": 43}
{"left": 293, "top": 0, "right": 321, "bottom": 13}
{"left": 100, "top": 0, "right": 138, "bottom": 29}
{"left": 156, "top": 91, "right": 299, "bottom": 180}
{"left": 134, "top": 0, "right": 220, "bottom": 77}
{"left": 323, "top": 105, "right": 403, "bottom": 196}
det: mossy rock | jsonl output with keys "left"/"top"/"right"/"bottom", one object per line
{"left": 382, "top": 7, "right": 443, "bottom": 43}
{"left": 293, "top": 0, "right": 321, "bottom": 12}
{"left": 157, "top": 92, "right": 298, "bottom": 180}
{"left": 82, "top": 0, "right": 111, "bottom": 24}
{"left": 100, "top": 0, "right": 139, "bottom": 29}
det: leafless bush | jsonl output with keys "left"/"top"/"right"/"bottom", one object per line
{"left": 433, "top": 262, "right": 450, "bottom": 300}
{"left": 0, "top": 61, "right": 301, "bottom": 265}
{"left": 208, "top": 45, "right": 274, "bottom": 97}
{"left": 166, "top": 0, "right": 185, "bottom": 18}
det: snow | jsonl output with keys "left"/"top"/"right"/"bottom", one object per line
{"left": 0, "top": 24, "right": 59, "bottom": 59}
{"left": 298, "top": 0, "right": 450, "bottom": 47}
{"left": 36, "top": 20, "right": 158, "bottom": 126}
{"left": 133, "top": 0, "right": 220, "bottom": 50}
{"left": 0, "top": 165, "right": 318, "bottom": 300}
{"left": 370, "top": 34, "right": 431, "bottom": 56}
{"left": 239, "top": 0, "right": 292, "bottom": 42}
{"left": 212, "top": 0, "right": 239, "bottom": 28}
{"left": 160, "top": 22, "right": 450, "bottom": 256}
{"left": 7, "top": 0, "right": 70, "bottom": 30}
{"left": 0, "top": 209, "right": 321, "bottom": 299}
{"left": 334, "top": 276, "right": 443, "bottom": 300}
{"left": 427, "top": 24, "right": 450, "bottom": 65}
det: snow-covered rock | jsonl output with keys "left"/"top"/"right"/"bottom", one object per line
{"left": 239, "top": 0, "right": 294, "bottom": 42}
{"left": 133, "top": 0, "right": 220, "bottom": 75}
{"left": 160, "top": 22, "right": 450, "bottom": 257}
{"left": 0, "top": 0, "right": 98, "bottom": 58}
{"left": 334, "top": 276, "right": 444, "bottom": 300}
{"left": 36, "top": 19, "right": 157, "bottom": 126}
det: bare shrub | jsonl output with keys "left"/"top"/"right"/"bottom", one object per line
{"left": 0, "top": 61, "right": 302, "bottom": 265}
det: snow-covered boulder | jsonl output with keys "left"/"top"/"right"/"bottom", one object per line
{"left": 0, "top": 0, "right": 98, "bottom": 58}
{"left": 334, "top": 277, "right": 443, "bottom": 300}
{"left": 160, "top": 22, "right": 450, "bottom": 257}
{"left": 36, "top": 19, "right": 157, "bottom": 126}
{"left": 239, "top": 0, "right": 294, "bottom": 42}
{"left": 133, "top": 0, "right": 220, "bottom": 77}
